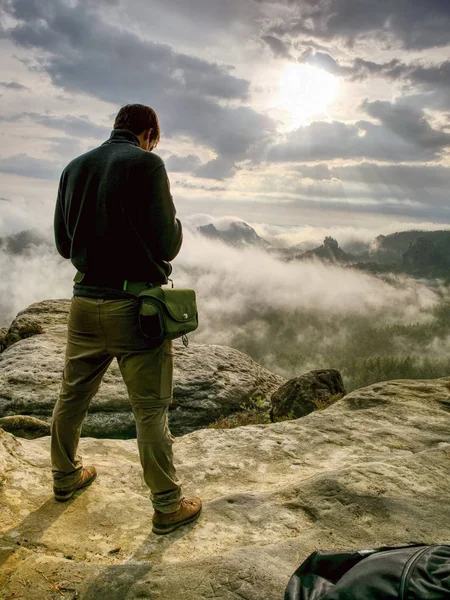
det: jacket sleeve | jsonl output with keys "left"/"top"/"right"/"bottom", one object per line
{"left": 143, "top": 164, "right": 183, "bottom": 262}
{"left": 54, "top": 171, "right": 71, "bottom": 259}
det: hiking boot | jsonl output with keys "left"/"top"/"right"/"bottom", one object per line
{"left": 53, "top": 466, "right": 97, "bottom": 502}
{"left": 152, "top": 496, "right": 202, "bottom": 535}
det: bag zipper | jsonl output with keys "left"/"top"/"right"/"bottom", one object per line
{"left": 399, "top": 545, "right": 434, "bottom": 600}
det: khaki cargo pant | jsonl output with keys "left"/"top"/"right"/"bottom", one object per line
{"left": 51, "top": 296, "right": 183, "bottom": 513}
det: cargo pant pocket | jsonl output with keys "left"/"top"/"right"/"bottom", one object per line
{"left": 160, "top": 340, "right": 174, "bottom": 401}
{"left": 117, "top": 339, "right": 174, "bottom": 405}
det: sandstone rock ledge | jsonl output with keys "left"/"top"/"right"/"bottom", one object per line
{"left": 0, "top": 300, "right": 285, "bottom": 437}
{"left": 1, "top": 377, "right": 450, "bottom": 599}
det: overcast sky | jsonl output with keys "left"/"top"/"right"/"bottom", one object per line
{"left": 1, "top": 0, "right": 450, "bottom": 241}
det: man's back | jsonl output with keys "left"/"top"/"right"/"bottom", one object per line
{"left": 55, "top": 128, "right": 182, "bottom": 284}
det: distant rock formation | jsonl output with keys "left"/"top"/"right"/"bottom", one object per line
{"left": 371, "top": 230, "right": 450, "bottom": 266}
{"left": 402, "top": 235, "right": 450, "bottom": 276}
{"left": 299, "top": 236, "right": 353, "bottom": 264}
{"left": 197, "top": 221, "right": 270, "bottom": 248}
{"left": 402, "top": 237, "right": 437, "bottom": 271}
{"left": 1, "top": 376, "right": 449, "bottom": 598}
{"left": 276, "top": 230, "right": 450, "bottom": 282}
{"left": 0, "top": 300, "right": 285, "bottom": 438}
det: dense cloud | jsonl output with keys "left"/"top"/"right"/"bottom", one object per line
{"left": 165, "top": 153, "right": 238, "bottom": 180}
{"left": 4, "top": 0, "right": 249, "bottom": 100}
{"left": 299, "top": 50, "right": 406, "bottom": 81}
{"left": 0, "top": 242, "right": 74, "bottom": 328}
{"left": 303, "top": 52, "right": 450, "bottom": 87}
{"left": 298, "top": 51, "right": 450, "bottom": 111}
{"left": 362, "top": 99, "right": 450, "bottom": 150}
{"left": 165, "top": 154, "right": 202, "bottom": 173}
{"left": 0, "top": 112, "right": 110, "bottom": 138}
{"left": 1, "top": 0, "right": 276, "bottom": 176}
{"left": 0, "top": 195, "right": 54, "bottom": 240}
{"left": 250, "top": 161, "right": 450, "bottom": 222}
{"left": 194, "top": 158, "right": 238, "bottom": 180}
{"left": 0, "top": 154, "right": 62, "bottom": 180}
{"left": 0, "top": 227, "right": 443, "bottom": 382}
{"left": 0, "top": 80, "right": 28, "bottom": 90}
{"left": 130, "top": 0, "right": 261, "bottom": 36}
{"left": 390, "top": 62, "right": 450, "bottom": 111}
{"left": 299, "top": 163, "right": 450, "bottom": 189}
{"left": 251, "top": 219, "right": 450, "bottom": 252}
{"left": 29, "top": 114, "right": 109, "bottom": 139}
{"left": 1, "top": 0, "right": 450, "bottom": 223}
{"left": 276, "top": 191, "right": 450, "bottom": 223}
{"left": 261, "top": 34, "right": 291, "bottom": 58}
{"left": 263, "top": 99, "right": 450, "bottom": 163}
{"left": 267, "top": 0, "right": 450, "bottom": 50}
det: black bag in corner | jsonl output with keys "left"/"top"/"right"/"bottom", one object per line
{"left": 284, "top": 544, "right": 450, "bottom": 600}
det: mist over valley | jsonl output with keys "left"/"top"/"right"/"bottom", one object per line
{"left": 2, "top": 217, "right": 449, "bottom": 394}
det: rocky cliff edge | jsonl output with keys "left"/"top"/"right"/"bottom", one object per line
{"left": 1, "top": 376, "right": 450, "bottom": 599}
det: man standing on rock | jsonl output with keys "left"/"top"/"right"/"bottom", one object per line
{"left": 51, "top": 104, "right": 202, "bottom": 534}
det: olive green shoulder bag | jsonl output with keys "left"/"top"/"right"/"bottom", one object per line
{"left": 138, "top": 284, "right": 198, "bottom": 347}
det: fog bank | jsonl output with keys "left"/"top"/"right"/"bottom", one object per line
{"left": 1, "top": 224, "right": 449, "bottom": 392}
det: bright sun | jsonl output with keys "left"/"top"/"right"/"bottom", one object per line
{"left": 276, "top": 63, "right": 339, "bottom": 127}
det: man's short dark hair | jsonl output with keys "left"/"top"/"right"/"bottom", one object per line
{"left": 114, "top": 104, "right": 160, "bottom": 148}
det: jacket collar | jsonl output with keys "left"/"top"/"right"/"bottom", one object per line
{"left": 102, "top": 129, "right": 141, "bottom": 147}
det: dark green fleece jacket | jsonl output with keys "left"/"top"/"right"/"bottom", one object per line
{"left": 54, "top": 129, "right": 182, "bottom": 297}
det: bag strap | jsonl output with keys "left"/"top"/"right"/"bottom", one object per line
{"left": 74, "top": 270, "right": 85, "bottom": 283}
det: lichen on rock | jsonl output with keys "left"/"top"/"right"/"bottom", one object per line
{"left": 0, "top": 415, "right": 51, "bottom": 439}
{"left": 270, "top": 369, "right": 347, "bottom": 422}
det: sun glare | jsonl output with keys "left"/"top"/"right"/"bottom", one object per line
{"left": 276, "top": 63, "right": 339, "bottom": 127}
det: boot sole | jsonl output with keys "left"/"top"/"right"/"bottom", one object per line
{"left": 54, "top": 472, "right": 97, "bottom": 502}
{"left": 152, "top": 508, "right": 201, "bottom": 535}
